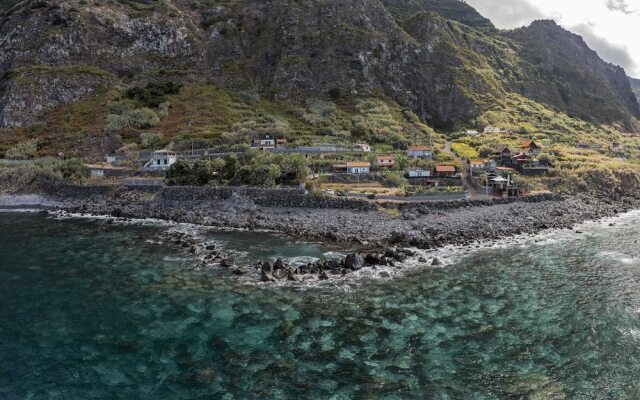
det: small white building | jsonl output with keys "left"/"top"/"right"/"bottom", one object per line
{"left": 346, "top": 161, "right": 370, "bottom": 174}
{"left": 145, "top": 150, "right": 177, "bottom": 171}
{"left": 407, "top": 169, "right": 432, "bottom": 178}
{"left": 483, "top": 126, "right": 506, "bottom": 134}
{"left": 355, "top": 143, "right": 371, "bottom": 152}
{"left": 253, "top": 134, "right": 276, "bottom": 149}
{"left": 465, "top": 129, "right": 479, "bottom": 136}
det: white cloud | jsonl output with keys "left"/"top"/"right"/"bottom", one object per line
{"left": 466, "top": 0, "right": 640, "bottom": 77}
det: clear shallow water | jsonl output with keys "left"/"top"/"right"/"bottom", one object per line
{"left": 1, "top": 213, "right": 640, "bottom": 399}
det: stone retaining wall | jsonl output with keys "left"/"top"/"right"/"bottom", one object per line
{"left": 43, "top": 183, "right": 561, "bottom": 212}
{"left": 395, "top": 193, "right": 561, "bottom": 212}
{"left": 159, "top": 186, "right": 377, "bottom": 211}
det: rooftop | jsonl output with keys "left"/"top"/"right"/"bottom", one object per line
{"left": 346, "top": 161, "right": 371, "bottom": 167}
{"left": 435, "top": 165, "right": 456, "bottom": 172}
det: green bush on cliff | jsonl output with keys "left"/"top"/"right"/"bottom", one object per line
{"left": 126, "top": 82, "right": 182, "bottom": 108}
{"left": 6, "top": 139, "right": 38, "bottom": 160}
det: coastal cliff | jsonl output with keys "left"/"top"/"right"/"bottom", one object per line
{"left": 0, "top": 0, "right": 638, "bottom": 155}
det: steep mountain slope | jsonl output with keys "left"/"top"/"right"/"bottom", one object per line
{"left": 382, "top": 0, "right": 494, "bottom": 27}
{"left": 0, "top": 0, "right": 638, "bottom": 158}
{"left": 631, "top": 77, "right": 640, "bottom": 103}
{"left": 505, "top": 20, "right": 640, "bottom": 131}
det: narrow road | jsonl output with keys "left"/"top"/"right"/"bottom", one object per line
{"left": 444, "top": 140, "right": 491, "bottom": 200}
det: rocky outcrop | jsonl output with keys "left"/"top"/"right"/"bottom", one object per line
{"left": 506, "top": 20, "right": 640, "bottom": 130}
{"left": 0, "top": 0, "right": 637, "bottom": 132}
{"left": 630, "top": 77, "right": 640, "bottom": 104}
{"left": 0, "top": 66, "right": 109, "bottom": 127}
{"left": 382, "top": 0, "right": 494, "bottom": 27}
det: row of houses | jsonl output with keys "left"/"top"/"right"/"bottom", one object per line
{"left": 332, "top": 160, "right": 458, "bottom": 179}
{"left": 469, "top": 140, "right": 550, "bottom": 181}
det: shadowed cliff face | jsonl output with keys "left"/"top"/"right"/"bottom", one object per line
{"left": 505, "top": 20, "right": 640, "bottom": 131}
{"left": 631, "top": 78, "right": 640, "bottom": 104}
{"left": 0, "top": 0, "right": 637, "bottom": 132}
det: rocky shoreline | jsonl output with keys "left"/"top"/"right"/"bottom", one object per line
{"left": 150, "top": 228, "right": 441, "bottom": 284}
{"left": 1, "top": 185, "right": 639, "bottom": 283}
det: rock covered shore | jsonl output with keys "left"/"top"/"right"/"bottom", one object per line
{"left": 57, "top": 186, "right": 638, "bottom": 250}
{"left": 2, "top": 183, "right": 639, "bottom": 283}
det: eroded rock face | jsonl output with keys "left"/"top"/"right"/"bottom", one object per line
{"left": 0, "top": 67, "right": 108, "bottom": 128}
{"left": 0, "top": 0, "right": 637, "bottom": 130}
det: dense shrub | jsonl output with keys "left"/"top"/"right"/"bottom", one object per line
{"left": 140, "top": 132, "right": 163, "bottom": 149}
{"left": 165, "top": 151, "right": 308, "bottom": 187}
{"left": 105, "top": 114, "right": 129, "bottom": 133}
{"left": 127, "top": 108, "right": 160, "bottom": 129}
{"left": 6, "top": 139, "right": 38, "bottom": 160}
{"left": 126, "top": 81, "right": 182, "bottom": 108}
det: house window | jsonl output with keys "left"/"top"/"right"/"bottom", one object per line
{"left": 157, "top": 160, "right": 161, "bottom": 165}
{"left": 164, "top": 159, "right": 168, "bottom": 165}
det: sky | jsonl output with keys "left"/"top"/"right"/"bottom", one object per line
{"left": 466, "top": 0, "right": 640, "bottom": 78}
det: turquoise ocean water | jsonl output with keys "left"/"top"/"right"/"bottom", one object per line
{"left": 1, "top": 212, "right": 640, "bottom": 399}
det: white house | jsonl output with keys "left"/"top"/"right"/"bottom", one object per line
{"left": 253, "top": 134, "right": 277, "bottom": 149}
{"left": 407, "top": 146, "right": 433, "bottom": 159}
{"left": 355, "top": 143, "right": 371, "bottom": 152}
{"left": 346, "top": 161, "right": 370, "bottom": 174}
{"left": 145, "top": 150, "right": 177, "bottom": 171}
{"left": 407, "top": 168, "right": 432, "bottom": 178}
{"left": 483, "top": 126, "right": 506, "bottom": 134}
{"left": 465, "top": 129, "right": 479, "bottom": 136}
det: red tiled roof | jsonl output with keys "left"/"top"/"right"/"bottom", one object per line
{"left": 435, "top": 165, "right": 456, "bottom": 172}
{"left": 346, "top": 161, "right": 370, "bottom": 167}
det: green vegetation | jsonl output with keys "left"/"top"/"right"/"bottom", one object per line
{"left": 125, "top": 82, "right": 182, "bottom": 108}
{"left": 451, "top": 142, "right": 480, "bottom": 160}
{"left": 0, "top": 158, "right": 89, "bottom": 192}
{"left": 166, "top": 150, "right": 308, "bottom": 187}
{"left": 5, "top": 139, "right": 37, "bottom": 160}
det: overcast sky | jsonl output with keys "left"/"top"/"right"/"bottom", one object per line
{"left": 466, "top": 0, "right": 640, "bottom": 78}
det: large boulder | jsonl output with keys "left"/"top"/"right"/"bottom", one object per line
{"left": 365, "top": 253, "right": 381, "bottom": 265}
{"left": 261, "top": 262, "right": 273, "bottom": 274}
{"left": 274, "top": 258, "right": 286, "bottom": 270}
{"left": 273, "top": 269, "right": 288, "bottom": 280}
{"left": 344, "top": 253, "right": 365, "bottom": 270}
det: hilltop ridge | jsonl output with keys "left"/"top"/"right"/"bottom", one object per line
{"left": 0, "top": 0, "right": 638, "bottom": 157}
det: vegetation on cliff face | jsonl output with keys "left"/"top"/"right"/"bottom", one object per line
{"left": 382, "top": 0, "right": 494, "bottom": 27}
{"left": 0, "top": 0, "right": 638, "bottom": 164}
{"left": 631, "top": 78, "right": 640, "bottom": 104}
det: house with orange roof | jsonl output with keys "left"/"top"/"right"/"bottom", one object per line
{"left": 521, "top": 139, "right": 541, "bottom": 156}
{"left": 434, "top": 164, "right": 456, "bottom": 177}
{"left": 376, "top": 155, "right": 396, "bottom": 168}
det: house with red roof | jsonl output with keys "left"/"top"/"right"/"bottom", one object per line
{"left": 522, "top": 140, "right": 541, "bottom": 156}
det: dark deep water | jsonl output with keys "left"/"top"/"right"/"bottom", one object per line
{"left": 1, "top": 212, "right": 640, "bottom": 399}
